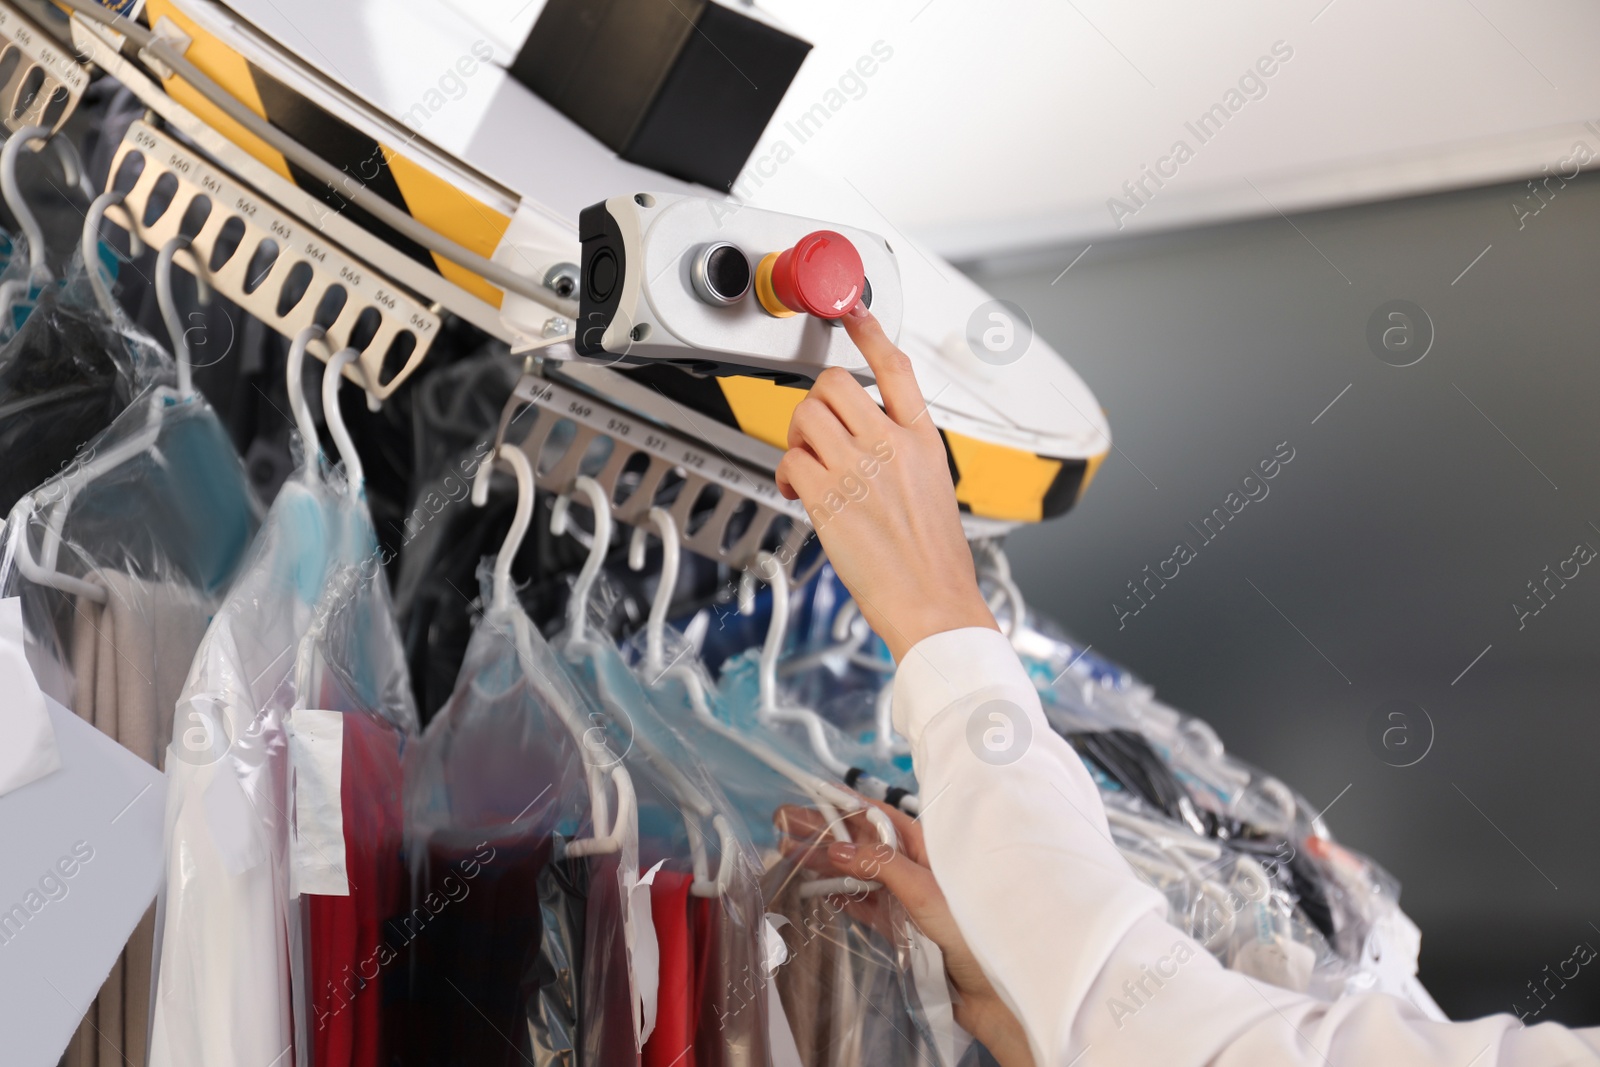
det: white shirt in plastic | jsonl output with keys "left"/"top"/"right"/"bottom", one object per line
{"left": 891, "top": 627, "right": 1600, "bottom": 1067}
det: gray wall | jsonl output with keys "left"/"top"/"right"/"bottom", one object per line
{"left": 961, "top": 172, "right": 1600, "bottom": 1024}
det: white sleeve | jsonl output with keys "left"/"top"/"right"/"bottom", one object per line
{"left": 892, "top": 627, "right": 1600, "bottom": 1067}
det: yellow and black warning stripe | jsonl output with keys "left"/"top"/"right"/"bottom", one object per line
{"left": 624, "top": 365, "right": 1105, "bottom": 523}
{"left": 142, "top": 0, "right": 511, "bottom": 307}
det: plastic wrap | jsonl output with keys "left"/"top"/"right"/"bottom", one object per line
{"left": 761, "top": 806, "right": 957, "bottom": 1067}
{"left": 719, "top": 647, "right": 913, "bottom": 796}
{"left": 0, "top": 268, "right": 168, "bottom": 518}
{"left": 632, "top": 622, "right": 961, "bottom": 1066}
{"left": 563, "top": 624, "right": 771, "bottom": 1067}
{"left": 0, "top": 355, "right": 259, "bottom": 1067}
{"left": 0, "top": 378, "right": 257, "bottom": 709}
{"left": 1005, "top": 598, "right": 1418, "bottom": 1000}
{"left": 397, "top": 571, "right": 634, "bottom": 1067}
{"left": 288, "top": 540, "right": 419, "bottom": 1067}
{"left": 146, "top": 448, "right": 407, "bottom": 1067}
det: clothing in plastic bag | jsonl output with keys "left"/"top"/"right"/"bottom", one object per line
{"left": 0, "top": 346, "right": 259, "bottom": 1067}
{"left": 398, "top": 572, "right": 634, "bottom": 1066}
{"left": 147, "top": 450, "right": 410, "bottom": 1067}
{"left": 563, "top": 619, "right": 770, "bottom": 1067}
{"left": 1006, "top": 598, "right": 1425, "bottom": 1002}
{"left": 289, "top": 547, "right": 419, "bottom": 1067}
{"left": 0, "top": 272, "right": 166, "bottom": 515}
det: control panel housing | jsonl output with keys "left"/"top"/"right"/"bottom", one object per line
{"left": 574, "top": 192, "right": 902, "bottom": 384}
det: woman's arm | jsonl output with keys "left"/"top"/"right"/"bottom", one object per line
{"left": 781, "top": 305, "right": 1600, "bottom": 1067}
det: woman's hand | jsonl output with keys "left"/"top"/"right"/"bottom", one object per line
{"left": 774, "top": 800, "right": 1036, "bottom": 1067}
{"left": 775, "top": 303, "right": 998, "bottom": 662}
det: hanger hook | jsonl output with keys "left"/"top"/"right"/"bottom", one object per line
{"left": 627, "top": 506, "right": 679, "bottom": 673}
{"left": 2, "top": 125, "right": 59, "bottom": 279}
{"left": 82, "top": 191, "right": 145, "bottom": 320}
{"left": 551, "top": 475, "right": 613, "bottom": 644}
{"left": 286, "top": 324, "right": 328, "bottom": 477}
{"left": 322, "top": 346, "right": 368, "bottom": 495}
{"left": 155, "top": 236, "right": 213, "bottom": 397}
{"left": 470, "top": 444, "right": 535, "bottom": 614}
{"left": 748, "top": 551, "right": 789, "bottom": 713}
{"left": 47, "top": 136, "right": 95, "bottom": 202}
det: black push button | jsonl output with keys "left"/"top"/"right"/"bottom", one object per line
{"left": 691, "top": 242, "right": 751, "bottom": 306}
{"left": 588, "top": 247, "right": 619, "bottom": 302}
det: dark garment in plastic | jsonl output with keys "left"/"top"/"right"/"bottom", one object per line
{"left": 388, "top": 827, "right": 584, "bottom": 1067}
{"left": 529, "top": 841, "right": 587, "bottom": 1067}
{"left": 0, "top": 287, "right": 140, "bottom": 514}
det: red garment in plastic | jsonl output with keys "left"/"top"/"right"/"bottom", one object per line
{"left": 307, "top": 711, "right": 406, "bottom": 1067}
{"left": 643, "top": 871, "right": 696, "bottom": 1067}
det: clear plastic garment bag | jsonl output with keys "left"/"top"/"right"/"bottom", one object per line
{"left": 553, "top": 480, "right": 772, "bottom": 1067}
{"left": 0, "top": 195, "right": 260, "bottom": 1067}
{"left": 398, "top": 445, "right": 643, "bottom": 1067}
{"left": 147, "top": 328, "right": 417, "bottom": 1067}
{"left": 978, "top": 546, "right": 1434, "bottom": 1009}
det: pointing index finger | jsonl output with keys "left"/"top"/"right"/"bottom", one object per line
{"left": 840, "top": 302, "right": 930, "bottom": 429}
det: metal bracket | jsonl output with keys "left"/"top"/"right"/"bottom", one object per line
{"left": 501, "top": 373, "right": 821, "bottom": 580}
{"left": 107, "top": 120, "right": 442, "bottom": 399}
{"left": 0, "top": 2, "right": 87, "bottom": 134}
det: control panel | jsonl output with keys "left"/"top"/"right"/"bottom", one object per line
{"left": 573, "top": 192, "right": 901, "bottom": 383}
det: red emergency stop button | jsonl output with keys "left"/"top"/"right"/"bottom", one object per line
{"left": 755, "top": 230, "right": 864, "bottom": 319}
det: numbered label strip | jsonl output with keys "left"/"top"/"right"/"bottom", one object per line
{"left": 506, "top": 374, "right": 818, "bottom": 577}
{"left": 0, "top": 3, "right": 87, "bottom": 134}
{"left": 108, "top": 121, "right": 440, "bottom": 399}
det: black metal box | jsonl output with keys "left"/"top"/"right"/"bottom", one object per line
{"left": 509, "top": 0, "right": 811, "bottom": 190}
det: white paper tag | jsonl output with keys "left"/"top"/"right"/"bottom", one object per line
{"left": 627, "top": 857, "right": 664, "bottom": 1046}
{"left": 286, "top": 709, "right": 348, "bottom": 898}
{"left": 762, "top": 913, "right": 791, "bottom": 976}
{"left": 0, "top": 597, "right": 60, "bottom": 797}
{"left": 0, "top": 693, "right": 165, "bottom": 1067}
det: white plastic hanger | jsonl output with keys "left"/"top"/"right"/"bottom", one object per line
{"left": 624, "top": 511, "right": 888, "bottom": 899}
{"left": 741, "top": 552, "right": 901, "bottom": 865}
{"left": 741, "top": 554, "right": 914, "bottom": 823}
{"left": 976, "top": 541, "right": 1028, "bottom": 649}
{"left": 629, "top": 510, "right": 858, "bottom": 819}
{"left": 283, "top": 324, "right": 369, "bottom": 491}
{"left": 11, "top": 233, "right": 214, "bottom": 603}
{"left": 768, "top": 593, "right": 911, "bottom": 764}
{"left": 468, "top": 446, "right": 633, "bottom": 859}
{"left": 321, "top": 346, "right": 367, "bottom": 496}
{"left": 556, "top": 477, "right": 744, "bottom": 896}
{"left": 289, "top": 342, "right": 374, "bottom": 698}
{"left": 82, "top": 191, "right": 145, "bottom": 320}
{"left": 284, "top": 324, "right": 332, "bottom": 483}
{"left": 0, "top": 125, "right": 94, "bottom": 320}
{"left": 157, "top": 237, "right": 212, "bottom": 398}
